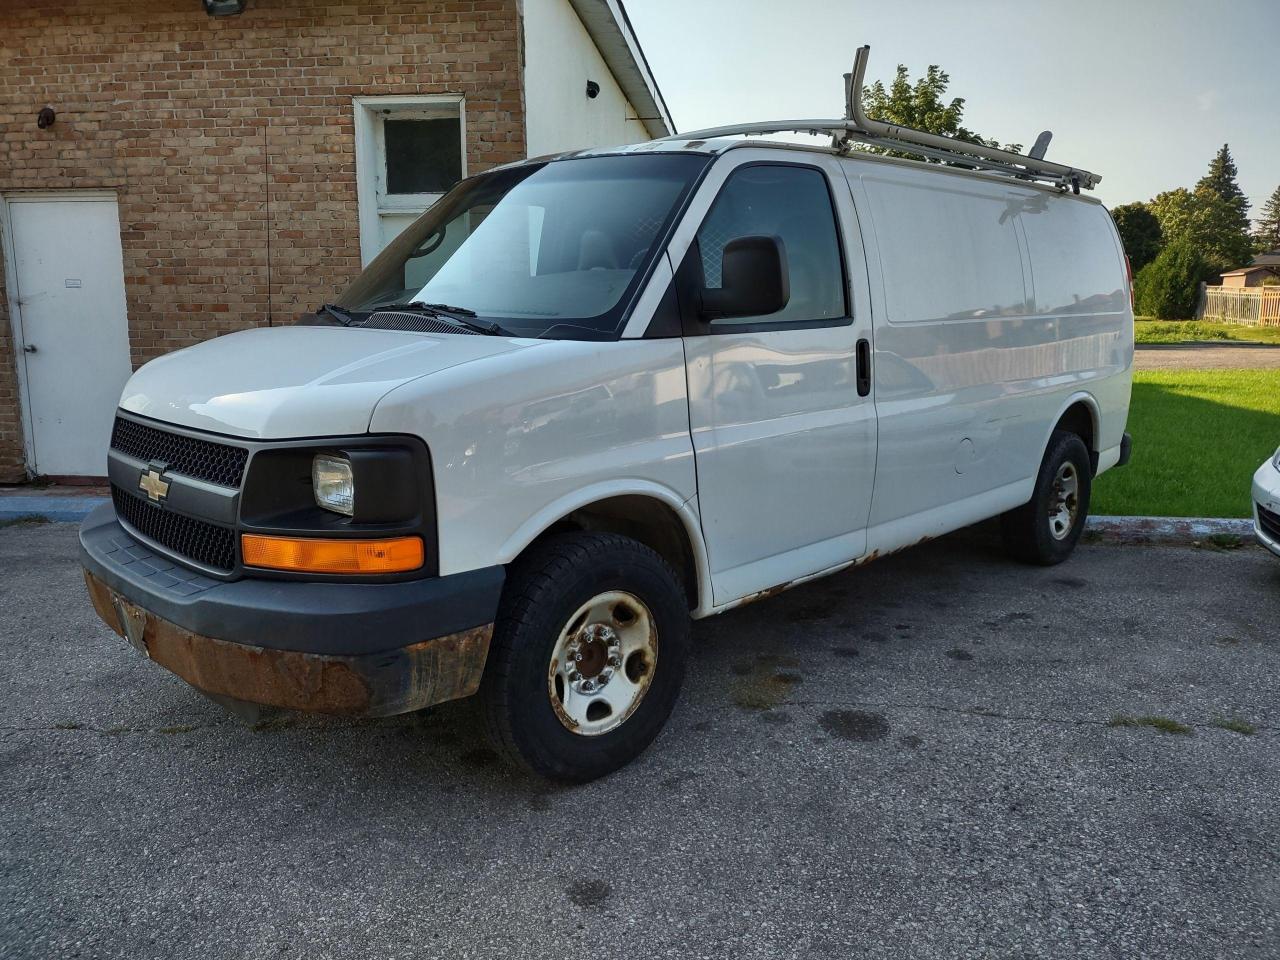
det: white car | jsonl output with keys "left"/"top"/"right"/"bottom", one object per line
{"left": 80, "top": 116, "right": 1133, "bottom": 781}
{"left": 1254, "top": 449, "right": 1280, "bottom": 558}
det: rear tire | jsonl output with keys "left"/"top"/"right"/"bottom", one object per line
{"left": 1001, "top": 429, "right": 1092, "bottom": 566}
{"left": 479, "top": 532, "right": 690, "bottom": 783}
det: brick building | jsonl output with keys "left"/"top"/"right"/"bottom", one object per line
{"left": 0, "top": 0, "right": 672, "bottom": 480}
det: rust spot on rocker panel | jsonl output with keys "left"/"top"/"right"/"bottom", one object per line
{"left": 735, "top": 580, "right": 795, "bottom": 609}
{"left": 83, "top": 571, "right": 492, "bottom": 717}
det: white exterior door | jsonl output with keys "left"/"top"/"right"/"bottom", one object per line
{"left": 3, "top": 195, "right": 132, "bottom": 477}
{"left": 676, "top": 154, "right": 878, "bottom": 605}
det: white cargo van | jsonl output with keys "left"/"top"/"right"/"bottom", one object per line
{"left": 81, "top": 50, "right": 1132, "bottom": 780}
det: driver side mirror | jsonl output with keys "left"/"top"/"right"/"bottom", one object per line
{"left": 698, "top": 235, "right": 789, "bottom": 320}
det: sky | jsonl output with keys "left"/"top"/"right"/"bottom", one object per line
{"left": 625, "top": 0, "right": 1280, "bottom": 216}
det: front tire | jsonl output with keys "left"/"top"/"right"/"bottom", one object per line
{"left": 479, "top": 532, "right": 690, "bottom": 782}
{"left": 1001, "top": 429, "right": 1092, "bottom": 566}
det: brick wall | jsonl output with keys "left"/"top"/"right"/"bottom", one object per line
{"left": 0, "top": 0, "right": 526, "bottom": 481}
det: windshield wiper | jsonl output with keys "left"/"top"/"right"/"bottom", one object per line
{"left": 402, "top": 301, "right": 516, "bottom": 337}
{"left": 317, "top": 303, "right": 359, "bottom": 326}
{"left": 411, "top": 301, "right": 477, "bottom": 317}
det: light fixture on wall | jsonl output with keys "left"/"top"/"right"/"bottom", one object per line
{"left": 585, "top": 80, "right": 600, "bottom": 100}
{"left": 36, "top": 107, "right": 56, "bottom": 129}
{"left": 203, "top": 0, "right": 246, "bottom": 16}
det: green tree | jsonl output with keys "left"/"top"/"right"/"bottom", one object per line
{"left": 1110, "top": 202, "right": 1163, "bottom": 272}
{"left": 1133, "top": 238, "right": 1214, "bottom": 319}
{"left": 859, "top": 64, "right": 1021, "bottom": 161}
{"left": 1175, "top": 143, "right": 1252, "bottom": 268}
{"left": 1196, "top": 144, "right": 1249, "bottom": 210}
{"left": 1149, "top": 186, "right": 1253, "bottom": 272}
{"left": 1254, "top": 185, "right": 1280, "bottom": 251}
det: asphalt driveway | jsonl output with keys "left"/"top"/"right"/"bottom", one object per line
{"left": 2, "top": 521, "right": 1278, "bottom": 959}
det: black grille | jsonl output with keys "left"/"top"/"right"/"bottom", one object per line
{"left": 112, "top": 486, "right": 236, "bottom": 572}
{"left": 111, "top": 417, "right": 248, "bottom": 488}
{"left": 1260, "top": 504, "right": 1280, "bottom": 543}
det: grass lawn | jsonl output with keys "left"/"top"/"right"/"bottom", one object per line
{"left": 1091, "top": 369, "right": 1280, "bottom": 518}
{"left": 1134, "top": 318, "right": 1280, "bottom": 345}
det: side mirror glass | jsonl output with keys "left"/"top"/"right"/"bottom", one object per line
{"left": 699, "top": 235, "right": 789, "bottom": 320}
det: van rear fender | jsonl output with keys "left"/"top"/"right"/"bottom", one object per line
{"left": 1045, "top": 392, "right": 1101, "bottom": 473}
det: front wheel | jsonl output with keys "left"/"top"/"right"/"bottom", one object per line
{"left": 1000, "top": 429, "right": 1093, "bottom": 566}
{"left": 478, "top": 532, "right": 690, "bottom": 782}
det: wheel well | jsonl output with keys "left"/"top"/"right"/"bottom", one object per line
{"left": 1055, "top": 401, "right": 1098, "bottom": 473}
{"left": 526, "top": 496, "right": 700, "bottom": 610}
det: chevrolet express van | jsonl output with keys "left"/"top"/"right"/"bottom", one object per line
{"left": 80, "top": 128, "right": 1133, "bottom": 781}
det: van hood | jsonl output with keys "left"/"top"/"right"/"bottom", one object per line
{"left": 119, "top": 326, "right": 541, "bottom": 439}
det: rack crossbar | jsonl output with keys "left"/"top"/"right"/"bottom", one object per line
{"left": 657, "top": 46, "right": 1101, "bottom": 193}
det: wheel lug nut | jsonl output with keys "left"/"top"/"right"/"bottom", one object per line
{"left": 574, "top": 652, "right": 583, "bottom": 662}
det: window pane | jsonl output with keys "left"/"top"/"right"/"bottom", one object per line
{"left": 385, "top": 117, "right": 462, "bottom": 194}
{"left": 336, "top": 154, "right": 709, "bottom": 338}
{"left": 697, "top": 165, "right": 845, "bottom": 324}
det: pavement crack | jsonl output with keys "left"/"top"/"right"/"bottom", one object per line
{"left": 1, "top": 720, "right": 230, "bottom": 735}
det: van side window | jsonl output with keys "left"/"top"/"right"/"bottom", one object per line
{"left": 696, "top": 165, "right": 846, "bottom": 325}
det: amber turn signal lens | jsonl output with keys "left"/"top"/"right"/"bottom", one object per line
{"left": 241, "top": 534, "right": 424, "bottom": 574}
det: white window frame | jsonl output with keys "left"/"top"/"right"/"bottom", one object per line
{"left": 353, "top": 95, "right": 467, "bottom": 265}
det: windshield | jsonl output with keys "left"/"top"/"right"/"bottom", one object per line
{"left": 334, "top": 153, "right": 709, "bottom": 339}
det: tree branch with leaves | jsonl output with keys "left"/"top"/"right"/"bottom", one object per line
{"left": 858, "top": 64, "right": 1021, "bottom": 163}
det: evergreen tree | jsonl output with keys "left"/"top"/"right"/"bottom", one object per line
{"left": 1196, "top": 143, "right": 1249, "bottom": 210}
{"left": 1189, "top": 144, "right": 1252, "bottom": 264}
{"left": 1254, "top": 185, "right": 1280, "bottom": 252}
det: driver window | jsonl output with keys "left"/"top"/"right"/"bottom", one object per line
{"left": 697, "top": 165, "right": 846, "bottom": 325}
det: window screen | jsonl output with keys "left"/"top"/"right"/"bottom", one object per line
{"left": 384, "top": 117, "right": 462, "bottom": 195}
{"left": 696, "top": 165, "right": 845, "bottom": 325}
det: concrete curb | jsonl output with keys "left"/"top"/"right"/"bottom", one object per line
{"left": 0, "top": 496, "right": 108, "bottom": 524}
{"left": 1085, "top": 515, "right": 1256, "bottom": 544}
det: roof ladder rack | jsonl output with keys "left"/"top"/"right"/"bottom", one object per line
{"left": 658, "top": 45, "right": 1100, "bottom": 193}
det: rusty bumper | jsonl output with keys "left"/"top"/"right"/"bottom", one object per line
{"left": 85, "top": 570, "right": 492, "bottom": 716}
{"left": 79, "top": 502, "right": 505, "bottom": 717}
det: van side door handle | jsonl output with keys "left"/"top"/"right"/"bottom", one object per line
{"left": 856, "top": 338, "right": 871, "bottom": 397}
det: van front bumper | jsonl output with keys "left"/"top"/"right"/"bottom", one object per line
{"left": 79, "top": 503, "right": 504, "bottom": 716}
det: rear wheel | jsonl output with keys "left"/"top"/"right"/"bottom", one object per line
{"left": 1001, "top": 429, "right": 1092, "bottom": 565}
{"left": 479, "top": 532, "right": 690, "bottom": 782}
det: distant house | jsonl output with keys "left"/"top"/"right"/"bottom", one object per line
{"left": 1219, "top": 251, "right": 1280, "bottom": 288}
{"left": 0, "top": 0, "right": 673, "bottom": 481}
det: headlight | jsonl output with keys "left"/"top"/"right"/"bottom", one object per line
{"left": 312, "top": 454, "right": 354, "bottom": 516}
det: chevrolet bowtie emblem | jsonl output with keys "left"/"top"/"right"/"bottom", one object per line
{"left": 139, "top": 468, "right": 170, "bottom": 502}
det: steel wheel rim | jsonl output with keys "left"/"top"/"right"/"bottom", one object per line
{"left": 547, "top": 590, "right": 658, "bottom": 737}
{"left": 1048, "top": 461, "right": 1079, "bottom": 541}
